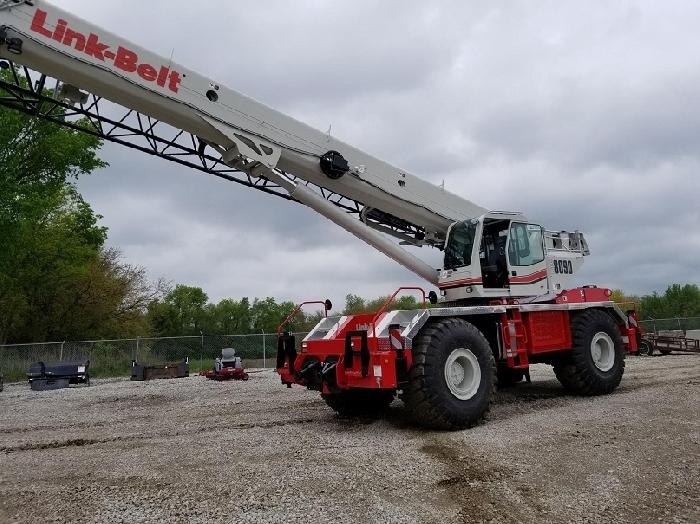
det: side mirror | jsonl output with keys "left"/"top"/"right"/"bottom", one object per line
{"left": 428, "top": 291, "right": 438, "bottom": 305}
{"left": 324, "top": 299, "right": 332, "bottom": 312}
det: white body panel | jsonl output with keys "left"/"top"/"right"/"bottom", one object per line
{"left": 438, "top": 214, "right": 588, "bottom": 302}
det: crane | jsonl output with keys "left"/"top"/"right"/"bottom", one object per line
{"left": 0, "top": 0, "right": 643, "bottom": 429}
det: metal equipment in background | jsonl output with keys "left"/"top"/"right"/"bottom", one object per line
{"left": 641, "top": 330, "right": 700, "bottom": 356}
{"left": 26, "top": 360, "right": 90, "bottom": 391}
{"left": 131, "top": 357, "right": 190, "bottom": 381}
{"left": 202, "top": 348, "right": 249, "bottom": 381}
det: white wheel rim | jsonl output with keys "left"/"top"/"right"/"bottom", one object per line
{"left": 444, "top": 348, "right": 481, "bottom": 400}
{"left": 591, "top": 332, "right": 615, "bottom": 372}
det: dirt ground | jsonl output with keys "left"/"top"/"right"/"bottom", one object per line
{"left": 1, "top": 354, "right": 698, "bottom": 524}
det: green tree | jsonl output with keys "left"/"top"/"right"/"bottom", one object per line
{"left": 342, "top": 292, "right": 425, "bottom": 315}
{"left": 205, "top": 297, "right": 252, "bottom": 334}
{"left": 149, "top": 285, "right": 209, "bottom": 336}
{"left": 343, "top": 294, "right": 367, "bottom": 315}
{"left": 0, "top": 68, "right": 108, "bottom": 343}
{"left": 48, "top": 247, "right": 169, "bottom": 340}
{"left": 662, "top": 284, "right": 700, "bottom": 318}
{"left": 250, "top": 297, "right": 300, "bottom": 333}
{"left": 638, "top": 284, "right": 700, "bottom": 319}
{"left": 610, "top": 289, "right": 640, "bottom": 305}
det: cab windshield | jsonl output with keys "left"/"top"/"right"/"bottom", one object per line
{"left": 444, "top": 220, "right": 478, "bottom": 270}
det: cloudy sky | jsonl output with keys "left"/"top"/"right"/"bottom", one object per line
{"left": 56, "top": 0, "right": 700, "bottom": 307}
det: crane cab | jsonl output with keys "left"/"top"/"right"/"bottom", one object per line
{"left": 438, "top": 212, "right": 589, "bottom": 304}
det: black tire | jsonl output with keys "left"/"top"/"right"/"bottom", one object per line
{"left": 402, "top": 318, "right": 496, "bottom": 430}
{"left": 553, "top": 309, "right": 624, "bottom": 395}
{"left": 321, "top": 388, "right": 395, "bottom": 417}
{"left": 638, "top": 338, "right": 654, "bottom": 356}
{"left": 496, "top": 364, "right": 525, "bottom": 388}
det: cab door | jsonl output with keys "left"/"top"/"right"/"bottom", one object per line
{"left": 507, "top": 222, "right": 549, "bottom": 298}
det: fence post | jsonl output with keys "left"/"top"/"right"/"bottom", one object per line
{"left": 200, "top": 331, "right": 204, "bottom": 374}
{"left": 262, "top": 330, "right": 266, "bottom": 369}
{"left": 60, "top": 341, "right": 65, "bottom": 361}
{"left": 136, "top": 337, "right": 140, "bottom": 362}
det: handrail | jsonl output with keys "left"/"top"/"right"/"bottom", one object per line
{"left": 371, "top": 287, "right": 427, "bottom": 338}
{"left": 277, "top": 299, "right": 332, "bottom": 338}
{"left": 616, "top": 301, "right": 638, "bottom": 315}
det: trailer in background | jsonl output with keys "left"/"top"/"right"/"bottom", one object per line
{"left": 645, "top": 331, "right": 700, "bottom": 356}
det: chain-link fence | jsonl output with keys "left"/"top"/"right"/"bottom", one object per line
{"left": 4, "top": 316, "right": 700, "bottom": 383}
{"left": 639, "top": 317, "right": 700, "bottom": 335}
{"left": 0, "top": 333, "right": 308, "bottom": 383}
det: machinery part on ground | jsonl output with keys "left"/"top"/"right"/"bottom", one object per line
{"left": 26, "top": 360, "right": 90, "bottom": 391}
{"left": 0, "top": 374, "right": 3, "bottom": 392}
{"left": 553, "top": 309, "right": 624, "bottom": 396}
{"left": 321, "top": 389, "right": 395, "bottom": 417}
{"left": 401, "top": 318, "right": 496, "bottom": 430}
{"left": 496, "top": 363, "right": 527, "bottom": 388}
{"left": 131, "top": 358, "right": 189, "bottom": 381}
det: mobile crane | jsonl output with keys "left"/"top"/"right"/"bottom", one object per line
{"left": 0, "top": 0, "right": 642, "bottom": 429}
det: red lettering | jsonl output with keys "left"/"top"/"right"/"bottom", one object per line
{"left": 168, "top": 70, "right": 182, "bottom": 93}
{"left": 30, "top": 9, "right": 183, "bottom": 93}
{"left": 156, "top": 66, "right": 170, "bottom": 88}
{"left": 137, "top": 63, "right": 157, "bottom": 82}
{"left": 52, "top": 19, "right": 67, "bottom": 43}
{"left": 114, "top": 46, "right": 138, "bottom": 73}
{"left": 85, "top": 33, "right": 109, "bottom": 61}
{"left": 30, "top": 9, "right": 53, "bottom": 39}
{"left": 63, "top": 29, "right": 86, "bottom": 52}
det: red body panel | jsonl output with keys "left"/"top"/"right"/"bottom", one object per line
{"left": 522, "top": 310, "right": 572, "bottom": 353}
{"left": 278, "top": 287, "right": 635, "bottom": 391}
{"left": 556, "top": 287, "right": 612, "bottom": 304}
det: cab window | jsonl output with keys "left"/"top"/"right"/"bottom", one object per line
{"left": 508, "top": 223, "right": 545, "bottom": 266}
{"left": 444, "top": 220, "right": 478, "bottom": 269}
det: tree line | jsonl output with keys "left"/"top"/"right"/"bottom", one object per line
{"left": 1, "top": 67, "right": 698, "bottom": 344}
{"left": 611, "top": 284, "right": 700, "bottom": 320}
{"left": 147, "top": 286, "right": 426, "bottom": 338}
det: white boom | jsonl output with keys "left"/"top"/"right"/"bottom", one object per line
{"left": 0, "top": 0, "right": 490, "bottom": 286}
{"left": 0, "top": 0, "right": 590, "bottom": 301}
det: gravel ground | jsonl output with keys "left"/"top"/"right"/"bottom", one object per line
{"left": 1, "top": 355, "right": 699, "bottom": 524}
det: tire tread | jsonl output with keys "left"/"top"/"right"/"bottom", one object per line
{"left": 403, "top": 318, "right": 497, "bottom": 430}
{"left": 553, "top": 309, "right": 624, "bottom": 396}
